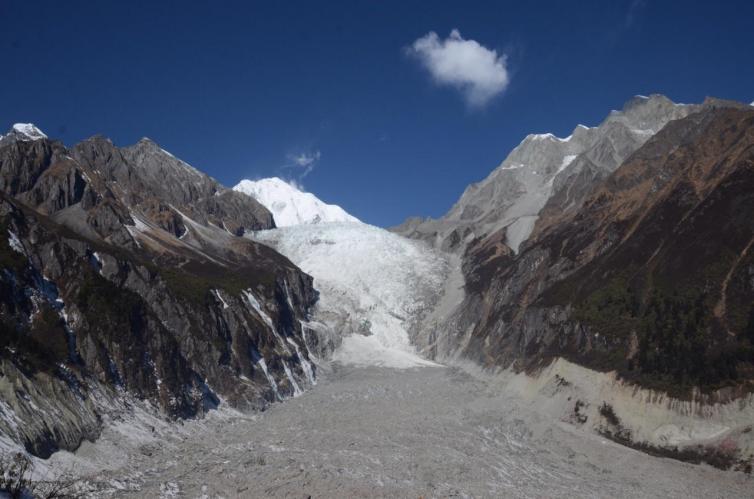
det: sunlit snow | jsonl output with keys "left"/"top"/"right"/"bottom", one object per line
{"left": 252, "top": 222, "right": 446, "bottom": 368}
{"left": 11, "top": 123, "right": 47, "bottom": 140}
{"left": 234, "top": 177, "right": 361, "bottom": 227}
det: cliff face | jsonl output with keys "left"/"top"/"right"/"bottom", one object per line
{"left": 448, "top": 106, "right": 754, "bottom": 398}
{"left": 0, "top": 129, "right": 318, "bottom": 458}
{"left": 392, "top": 95, "right": 694, "bottom": 254}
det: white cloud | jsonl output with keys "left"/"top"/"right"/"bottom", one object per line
{"left": 407, "top": 29, "right": 510, "bottom": 108}
{"left": 290, "top": 151, "right": 321, "bottom": 168}
{"left": 283, "top": 150, "right": 321, "bottom": 184}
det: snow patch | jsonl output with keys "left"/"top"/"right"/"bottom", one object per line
{"left": 529, "top": 132, "right": 572, "bottom": 143}
{"left": 124, "top": 213, "right": 151, "bottom": 246}
{"left": 242, "top": 289, "right": 290, "bottom": 354}
{"left": 560, "top": 154, "right": 578, "bottom": 169}
{"left": 90, "top": 252, "right": 104, "bottom": 275}
{"left": 505, "top": 216, "right": 539, "bottom": 254}
{"left": 256, "top": 358, "right": 281, "bottom": 400}
{"left": 242, "top": 290, "right": 274, "bottom": 331}
{"left": 7, "top": 230, "right": 24, "bottom": 254}
{"left": 287, "top": 337, "right": 316, "bottom": 385}
{"left": 500, "top": 163, "right": 525, "bottom": 171}
{"left": 10, "top": 123, "right": 47, "bottom": 140}
{"left": 282, "top": 361, "right": 302, "bottom": 397}
{"left": 212, "top": 289, "right": 229, "bottom": 309}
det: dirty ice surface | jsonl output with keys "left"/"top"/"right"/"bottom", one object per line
{"left": 41, "top": 365, "right": 752, "bottom": 498}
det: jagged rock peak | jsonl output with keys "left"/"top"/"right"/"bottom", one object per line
{"left": 393, "top": 93, "right": 695, "bottom": 253}
{"left": 700, "top": 96, "right": 753, "bottom": 110}
{"left": 131, "top": 136, "right": 175, "bottom": 155}
{"left": 82, "top": 134, "right": 113, "bottom": 144}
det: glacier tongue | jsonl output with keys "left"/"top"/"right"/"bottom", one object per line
{"left": 251, "top": 222, "right": 446, "bottom": 368}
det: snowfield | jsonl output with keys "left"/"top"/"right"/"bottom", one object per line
{"left": 252, "top": 222, "right": 447, "bottom": 368}
{"left": 235, "top": 177, "right": 361, "bottom": 226}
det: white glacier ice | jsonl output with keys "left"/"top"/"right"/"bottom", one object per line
{"left": 252, "top": 222, "right": 446, "bottom": 369}
{"left": 234, "top": 177, "right": 360, "bottom": 227}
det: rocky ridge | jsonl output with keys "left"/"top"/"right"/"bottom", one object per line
{"left": 0, "top": 126, "right": 319, "bottom": 458}
{"left": 394, "top": 95, "right": 708, "bottom": 254}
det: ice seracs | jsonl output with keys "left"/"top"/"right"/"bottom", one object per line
{"left": 252, "top": 222, "right": 446, "bottom": 369}
{"left": 234, "top": 177, "right": 360, "bottom": 227}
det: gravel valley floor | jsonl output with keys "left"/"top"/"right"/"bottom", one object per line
{"left": 56, "top": 363, "right": 753, "bottom": 499}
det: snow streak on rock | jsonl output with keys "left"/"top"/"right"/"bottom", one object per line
{"left": 287, "top": 338, "right": 316, "bottom": 385}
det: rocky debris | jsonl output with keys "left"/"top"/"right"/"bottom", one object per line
{"left": 43, "top": 366, "right": 753, "bottom": 498}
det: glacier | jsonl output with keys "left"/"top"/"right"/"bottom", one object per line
{"left": 252, "top": 222, "right": 447, "bottom": 368}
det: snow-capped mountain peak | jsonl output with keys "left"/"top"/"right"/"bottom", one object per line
{"left": 234, "top": 177, "right": 360, "bottom": 227}
{"left": 9, "top": 123, "right": 47, "bottom": 141}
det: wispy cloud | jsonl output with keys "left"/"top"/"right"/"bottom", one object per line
{"left": 406, "top": 29, "right": 510, "bottom": 109}
{"left": 282, "top": 150, "right": 321, "bottom": 186}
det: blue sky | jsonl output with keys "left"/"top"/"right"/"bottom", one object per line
{"left": 1, "top": 0, "right": 753, "bottom": 227}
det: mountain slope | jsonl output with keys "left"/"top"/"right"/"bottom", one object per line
{"left": 443, "top": 105, "right": 754, "bottom": 397}
{"left": 234, "top": 177, "right": 360, "bottom": 227}
{"left": 0, "top": 126, "right": 319, "bottom": 458}
{"left": 393, "top": 95, "right": 694, "bottom": 253}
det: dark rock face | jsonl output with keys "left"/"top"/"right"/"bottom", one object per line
{"left": 447, "top": 107, "right": 754, "bottom": 398}
{"left": 72, "top": 136, "right": 274, "bottom": 236}
{"left": 0, "top": 131, "right": 318, "bottom": 457}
